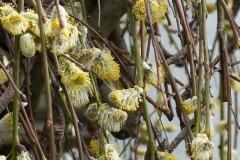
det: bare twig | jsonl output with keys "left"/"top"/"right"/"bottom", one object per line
{"left": 166, "top": 118, "right": 195, "bottom": 153}
{"left": 35, "top": 0, "right": 55, "bottom": 158}
{"left": 219, "top": 0, "right": 240, "bottom": 46}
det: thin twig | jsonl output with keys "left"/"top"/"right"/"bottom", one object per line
{"left": 166, "top": 118, "right": 195, "bottom": 153}
{"left": 195, "top": 3, "right": 203, "bottom": 135}
{"left": 219, "top": 0, "right": 240, "bottom": 46}
{"left": 218, "top": 28, "right": 230, "bottom": 102}
{"left": 149, "top": 83, "right": 190, "bottom": 117}
{"left": 153, "top": 24, "right": 169, "bottom": 112}
{"left": 35, "top": 0, "right": 55, "bottom": 158}
{"left": 21, "top": 58, "right": 37, "bottom": 133}
{"left": 54, "top": 0, "right": 64, "bottom": 45}
{"left": 64, "top": 133, "right": 77, "bottom": 160}
{"left": 61, "top": 84, "right": 84, "bottom": 160}
{"left": 19, "top": 113, "right": 40, "bottom": 160}
{"left": 172, "top": 0, "right": 197, "bottom": 96}
{"left": 201, "top": 0, "right": 212, "bottom": 145}
{"left": 230, "top": 60, "right": 240, "bottom": 66}
{"left": 0, "top": 62, "right": 21, "bottom": 95}
{"left": 119, "top": 138, "right": 133, "bottom": 157}
{"left": 117, "top": 22, "right": 129, "bottom": 46}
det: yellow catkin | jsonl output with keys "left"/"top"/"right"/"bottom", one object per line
{"left": 93, "top": 50, "right": 120, "bottom": 82}
{"left": 59, "top": 56, "right": 90, "bottom": 90}
{"left": 0, "top": 69, "right": 8, "bottom": 84}
{"left": 0, "top": 155, "right": 6, "bottom": 160}
{"left": 156, "top": 151, "right": 178, "bottom": 160}
{"left": 108, "top": 85, "right": 143, "bottom": 111}
{"left": 0, "top": 3, "right": 15, "bottom": 20}
{"left": 181, "top": 96, "right": 197, "bottom": 115}
{"left": 1, "top": 11, "right": 29, "bottom": 35}
{"left": 45, "top": 5, "right": 79, "bottom": 55}
{"left": 89, "top": 139, "right": 101, "bottom": 155}
{"left": 21, "top": 9, "right": 40, "bottom": 37}
{"left": 133, "top": 0, "right": 168, "bottom": 23}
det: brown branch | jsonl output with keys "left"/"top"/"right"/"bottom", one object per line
{"left": 166, "top": 25, "right": 199, "bottom": 65}
{"left": 230, "top": 73, "right": 240, "bottom": 83}
{"left": 90, "top": 35, "right": 130, "bottom": 56}
{"left": 165, "top": 118, "right": 195, "bottom": 153}
{"left": 219, "top": 0, "right": 240, "bottom": 46}
{"left": 0, "top": 83, "right": 15, "bottom": 114}
{"left": 218, "top": 11, "right": 231, "bottom": 102}
{"left": 230, "top": 60, "right": 240, "bottom": 66}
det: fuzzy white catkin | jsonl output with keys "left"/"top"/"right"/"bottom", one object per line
{"left": 0, "top": 155, "right": 6, "bottom": 160}
{"left": 20, "top": 33, "right": 36, "bottom": 58}
{"left": 104, "top": 144, "right": 120, "bottom": 160}
{"left": 98, "top": 103, "right": 128, "bottom": 132}
{"left": 191, "top": 133, "right": 214, "bottom": 160}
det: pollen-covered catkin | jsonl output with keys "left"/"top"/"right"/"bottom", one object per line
{"left": 98, "top": 103, "right": 128, "bottom": 132}
{"left": 191, "top": 133, "right": 214, "bottom": 160}
{"left": 109, "top": 85, "right": 143, "bottom": 111}
{"left": 133, "top": 0, "right": 168, "bottom": 23}
{"left": 1, "top": 11, "right": 29, "bottom": 35}
{"left": 92, "top": 49, "right": 120, "bottom": 82}
{"left": 181, "top": 96, "right": 197, "bottom": 115}
{"left": 0, "top": 69, "right": 8, "bottom": 84}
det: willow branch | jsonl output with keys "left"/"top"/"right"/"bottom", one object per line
{"left": 201, "top": 0, "right": 210, "bottom": 140}
{"left": 127, "top": 5, "right": 156, "bottom": 160}
{"left": 35, "top": 0, "right": 55, "bottom": 159}
{"left": 11, "top": 0, "right": 24, "bottom": 158}
{"left": 219, "top": 0, "right": 240, "bottom": 46}
{"left": 195, "top": 1, "right": 203, "bottom": 135}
